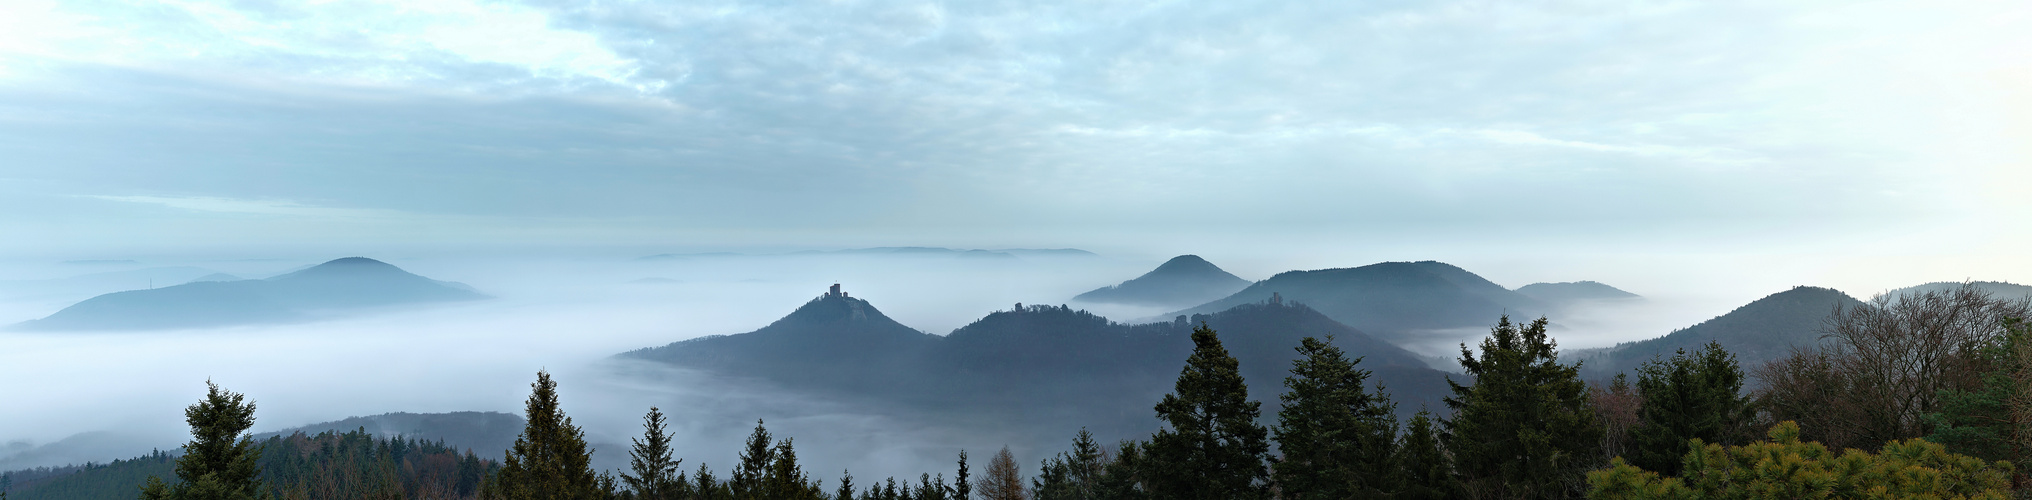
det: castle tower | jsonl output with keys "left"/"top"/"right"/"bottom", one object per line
{"left": 829, "top": 283, "right": 842, "bottom": 298}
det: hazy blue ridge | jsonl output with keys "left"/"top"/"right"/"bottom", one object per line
{"left": 1513, "top": 281, "right": 1641, "bottom": 304}
{"left": 1573, "top": 286, "right": 1863, "bottom": 380}
{"left": 1072, "top": 254, "right": 1252, "bottom": 307}
{"left": 1162, "top": 261, "right": 1551, "bottom": 345}
{"left": 11, "top": 257, "right": 487, "bottom": 331}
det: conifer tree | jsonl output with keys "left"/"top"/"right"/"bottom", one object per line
{"left": 1626, "top": 342, "right": 1753, "bottom": 476}
{"left": 140, "top": 381, "right": 265, "bottom": 500}
{"left": 1092, "top": 441, "right": 1146, "bottom": 500}
{"left": 1033, "top": 429, "right": 1102, "bottom": 500}
{"left": 1145, "top": 324, "right": 1271, "bottom": 500}
{"left": 732, "top": 420, "right": 774, "bottom": 499}
{"left": 836, "top": 471, "right": 855, "bottom": 500}
{"left": 953, "top": 451, "right": 970, "bottom": 500}
{"left": 623, "top": 407, "right": 686, "bottom": 500}
{"left": 765, "top": 438, "right": 823, "bottom": 500}
{"left": 1272, "top": 335, "right": 1398, "bottom": 499}
{"left": 1393, "top": 409, "right": 1453, "bottom": 500}
{"left": 1442, "top": 316, "right": 1604, "bottom": 499}
{"left": 496, "top": 370, "right": 605, "bottom": 500}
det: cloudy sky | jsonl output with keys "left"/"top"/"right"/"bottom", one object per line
{"left": 2, "top": 0, "right": 2029, "bottom": 288}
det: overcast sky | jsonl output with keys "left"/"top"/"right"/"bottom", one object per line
{"left": 2, "top": 0, "right": 2029, "bottom": 291}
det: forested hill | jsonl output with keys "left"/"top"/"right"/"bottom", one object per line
{"left": 1576, "top": 286, "right": 1864, "bottom": 378}
{"left": 1, "top": 430, "right": 496, "bottom": 500}
{"left": 1513, "top": 280, "right": 1641, "bottom": 306}
{"left": 622, "top": 290, "right": 1456, "bottom": 438}
{"left": 13, "top": 257, "right": 487, "bottom": 331}
{"left": 252, "top": 411, "right": 525, "bottom": 461}
{"left": 1162, "top": 261, "right": 1553, "bottom": 345}
{"left": 1071, "top": 254, "right": 1252, "bottom": 307}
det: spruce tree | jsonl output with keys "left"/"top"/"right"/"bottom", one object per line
{"left": 497, "top": 370, "right": 605, "bottom": 500}
{"left": 1626, "top": 342, "right": 1753, "bottom": 476}
{"left": 1033, "top": 429, "right": 1102, "bottom": 500}
{"left": 623, "top": 407, "right": 685, "bottom": 500}
{"left": 1441, "top": 316, "right": 1604, "bottom": 499}
{"left": 1272, "top": 335, "right": 1398, "bottom": 499}
{"left": 732, "top": 420, "right": 774, "bottom": 499}
{"left": 140, "top": 381, "right": 265, "bottom": 500}
{"left": 1145, "top": 324, "right": 1271, "bottom": 500}
{"left": 765, "top": 438, "right": 822, "bottom": 500}
{"left": 1393, "top": 409, "right": 1453, "bottom": 500}
{"left": 836, "top": 471, "right": 855, "bottom": 500}
{"left": 953, "top": 451, "right": 970, "bottom": 500}
{"left": 1092, "top": 441, "right": 1146, "bottom": 500}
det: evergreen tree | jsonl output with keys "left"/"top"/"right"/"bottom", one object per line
{"left": 1092, "top": 441, "right": 1146, "bottom": 500}
{"left": 693, "top": 465, "right": 729, "bottom": 500}
{"left": 1442, "top": 316, "right": 1604, "bottom": 499}
{"left": 140, "top": 381, "right": 265, "bottom": 500}
{"left": 837, "top": 471, "right": 855, "bottom": 500}
{"left": 953, "top": 451, "right": 970, "bottom": 500}
{"left": 1924, "top": 317, "right": 2032, "bottom": 481}
{"left": 1144, "top": 324, "right": 1271, "bottom": 500}
{"left": 622, "top": 407, "right": 686, "bottom": 500}
{"left": 732, "top": 420, "right": 774, "bottom": 500}
{"left": 1626, "top": 342, "right": 1753, "bottom": 476}
{"left": 1271, "top": 335, "right": 1398, "bottom": 499}
{"left": 496, "top": 370, "right": 605, "bottom": 500}
{"left": 764, "top": 438, "right": 823, "bottom": 500}
{"left": 1393, "top": 409, "right": 1453, "bottom": 500}
{"left": 1033, "top": 429, "right": 1102, "bottom": 500}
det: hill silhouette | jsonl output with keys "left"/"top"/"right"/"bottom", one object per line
{"left": 622, "top": 287, "right": 1455, "bottom": 439}
{"left": 1514, "top": 281, "right": 1640, "bottom": 306}
{"left": 1574, "top": 286, "right": 1863, "bottom": 379}
{"left": 1072, "top": 255, "right": 1251, "bottom": 307}
{"left": 1881, "top": 281, "right": 2032, "bottom": 303}
{"left": 13, "top": 257, "right": 487, "bottom": 331}
{"left": 1164, "top": 261, "right": 1549, "bottom": 345}
{"left": 254, "top": 411, "right": 525, "bottom": 459}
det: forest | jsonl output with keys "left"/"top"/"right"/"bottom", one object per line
{"left": 5, "top": 283, "right": 2028, "bottom": 500}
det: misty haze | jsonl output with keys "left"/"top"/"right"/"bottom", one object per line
{"left": 4, "top": 1, "right": 2032, "bottom": 499}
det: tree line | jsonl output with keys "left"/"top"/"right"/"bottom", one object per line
{"left": 77, "top": 283, "right": 2032, "bottom": 499}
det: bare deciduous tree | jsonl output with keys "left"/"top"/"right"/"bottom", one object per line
{"left": 975, "top": 446, "right": 1027, "bottom": 500}
{"left": 1588, "top": 374, "right": 1641, "bottom": 460}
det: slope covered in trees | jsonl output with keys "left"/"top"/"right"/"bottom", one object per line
{"left": 1070, "top": 255, "right": 1251, "bottom": 307}
{"left": 1576, "top": 286, "right": 1864, "bottom": 379}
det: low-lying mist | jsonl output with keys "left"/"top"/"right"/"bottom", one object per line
{"left": 0, "top": 250, "right": 1839, "bottom": 481}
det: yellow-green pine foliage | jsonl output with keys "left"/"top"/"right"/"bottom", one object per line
{"left": 1587, "top": 421, "right": 2014, "bottom": 499}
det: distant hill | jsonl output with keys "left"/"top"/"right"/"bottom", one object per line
{"left": 183, "top": 273, "right": 244, "bottom": 284}
{"left": 255, "top": 411, "right": 524, "bottom": 459}
{"left": 636, "top": 247, "right": 1097, "bottom": 261}
{"left": 1164, "top": 261, "right": 1549, "bottom": 345}
{"left": 1574, "top": 286, "right": 1863, "bottom": 379}
{"left": 12, "top": 257, "right": 487, "bottom": 331}
{"left": 1880, "top": 281, "right": 2032, "bottom": 303}
{"left": 622, "top": 287, "right": 1455, "bottom": 439}
{"left": 1514, "top": 281, "right": 1640, "bottom": 306}
{"left": 1072, "top": 255, "right": 1251, "bottom": 307}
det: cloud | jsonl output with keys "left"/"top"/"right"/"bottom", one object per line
{"left": 83, "top": 195, "right": 407, "bottom": 218}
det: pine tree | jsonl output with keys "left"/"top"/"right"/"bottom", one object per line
{"left": 1092, "top": 441, "right": 1146, "bottom": 500}
{"left": 1272, "top": 335, "right": 1398, "bottom": 499}
{"left": 1442, "top": 316, "right": 1604, "bottom": 499}
{"left": 623, "top": 407, "right": 686, "bottom": 500}
{"left": 1393, "top": 409, "right": 1453, "bottom": 500}
{"left": 765, "top": 438, "right": 822, "bottom": 500}
{"left": 836, "top": 471, "right": 855, "bottom": 500}
{"left": 953, "top": 451, "right": 970, "bottom": 500}
{"left": 496, "top": 370, "right": 605, "bottom": 500}
{"left": 1145, "top": 323, "right": 1271, "bottom": 500}
{"left": 1626, "top": 342, "right": 1753, "bottom": 476}
{"left": 140, "top": 381, "right": 265, "bottom": 500}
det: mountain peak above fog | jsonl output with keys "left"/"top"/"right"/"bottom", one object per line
{"left": 1072, "top": 254, "right": 1251, "bottom": 307}
{"left": 13, "top": 257, "right": 487, "bottom": 331}
{"left": 1514, "top": 281, "right": 1640, "bottom": 303}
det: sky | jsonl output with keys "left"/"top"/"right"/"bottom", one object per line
{"left": 4, "top": 0, "right": 2032, "bottom": 480}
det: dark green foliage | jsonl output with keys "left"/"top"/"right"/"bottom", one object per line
{"left": 951, "top": 452, "right": 968, "bottom": 500}
{"left": 726, "top": 420, "right": 822, "bottom": 500}
{"left": 10, "top": 432, "right": 495, "bottom": 500}
{"left": 1443, "top": 316, "right": 1605, "bottom": 499}
{"left": 1393, "top": 410, "right": 1453, "bottom": 500}
{"left": 141, "top": 381, "right": 265, "bottom": 500}
{"left": 1625, "top": 342, "right": 1753, "bottom": 476}
{"left": 496, "top": 370, "right": 605, "bottom": 500}
{"left": 1033, "top": 429, "right": 1102, "bottom": 500}
{"left": 1271, "top": 335, "right": 1398, "bottom": 499}
{"left": 1924, "top": 318, "right": 2031, "bottom": 472}
{"left": 835, "top": 472, "right": 853, "bottom": 500}
{"left": 622, "top": 407, "right": 687, "bottom": 500}
{"left": 1144, "top": 324, "right": 1271, "bottom": 500}
{"left": 732, "top": 420, "right": 772, "bottom": 499}
{"left": 1092, "top": 441, "right": 1146, "bottom": 500}
{"left": 691, "top": 465, "right": 730, "bottom": 500}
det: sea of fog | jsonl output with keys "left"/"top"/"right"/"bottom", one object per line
{"left": 0, "top": 251, "right": 1801, "bottom": 481}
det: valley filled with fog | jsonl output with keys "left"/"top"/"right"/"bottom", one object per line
{"left": 0, "top": 248, "right": 1905, "bottom": 482}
